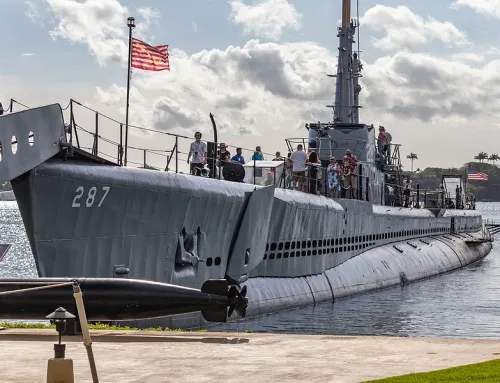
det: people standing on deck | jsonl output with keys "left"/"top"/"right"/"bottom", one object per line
{"left": 251, "top": 146, "right": 264, "bottom": 161}
{"left": 307, "top": 151, "right": 321, "bottom": 195}
{"left": 403, "top": 177, "right": 412, "bottom": 207}
{"left": 231, "top": 147, "right": 245, "bottom": 165}
{"left": 327, "top": 156, "right": 342, "bottom": 198}
{"left": 272, "top": 152, "right": 282, "bottom": 161}
{"left": 384, "top": 128, "right": 392, "bottom": 163}
{"left": 342, "top": 149, "right": 358, "bottom": 199}
{"left": 291, "top": 144, "right": 308, "bottom": 191}
{"left": 285, "top": 152, "right": 293, "bottom": 189}
{"left": 377, "top": 126, "right": 388, "bottom": 154}
{"left": 187, "top": 131, "right": 207, "bottom": 176}
{"left": 218, "top": 143, "right": 231, "bottom": 167}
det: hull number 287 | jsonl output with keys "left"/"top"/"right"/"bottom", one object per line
{"left": 72, "top": 186, "right": 111, "bottom": 208}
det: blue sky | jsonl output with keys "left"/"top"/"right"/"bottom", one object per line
{"left": 1, "top": 0, "right": 499, "bottom": 169}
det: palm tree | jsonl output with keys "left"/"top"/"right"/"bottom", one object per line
{"left": 489, "top": 153, "right": 499, "bottom": 165}
{"left": 406, "top": 152, "right": 418, "bottom": 172}
{"left": 474, "top": 152, "right": 488, "bottom": 171}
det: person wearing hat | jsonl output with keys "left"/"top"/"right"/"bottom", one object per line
{"left": 218, "top": 143, "right": 231, "bottom": 166}
{"left": 187, "top": 131, "right": 207, "bottom": 176}
{"left": 378, "top": 126, "right": 388, "bottom": 154}
{"left": 327, "top": 156, "right": 342, "bottom": 198}
{"left": 342, "top": 148, "right": 358, "bottom": 199}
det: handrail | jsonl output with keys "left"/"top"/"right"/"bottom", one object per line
{"left": 3, "top": 98, "right": 475, "bottom": 209}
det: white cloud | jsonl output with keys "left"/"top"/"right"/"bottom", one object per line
{"left": 361, "top": 5, "right": 469, "bottom": 51}
{"left": 229, "top": 0, "right": 302, "bottom": 41}
{"left": 453, "top": 0, "right": 500, "bottom": 18}
{"left": 27, "top": 0, "right": 159, "bottom": 67}
{"left": 451, "top": 52, "right": 484, "bottom": 63}
{"left": 21, "top": 53, "right": 35, "bottom": 57}
{"left": 13, "top": 1, "right": 500, "bottom": 169}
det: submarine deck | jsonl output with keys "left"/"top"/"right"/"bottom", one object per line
{"left": 1, "top": 328, "right": 499, "bottom": 382}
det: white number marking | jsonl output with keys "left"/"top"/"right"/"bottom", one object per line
{"left": 86, "top": 186, "right": 97, "bottom": 207}
{"left": 98, "top": 186, "right": 110, "bottom": 207}
{"left": 72, "top": 186, "right": 111, "bottom": 208}
{"left": 72, "top": 186, "right": 84, "bottom": 207}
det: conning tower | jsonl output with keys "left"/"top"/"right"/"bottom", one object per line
{"left": 296, "top": 0, "right": 386, "bottom": 203}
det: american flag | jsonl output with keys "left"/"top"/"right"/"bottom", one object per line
{"left": 131, "top": 38, "right": 170, "bottom": 71}
{"left": 467, "top": 170, "right": 488, "bottom": 181}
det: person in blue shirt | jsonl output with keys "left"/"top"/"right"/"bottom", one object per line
{"left": 231, "top": 147, "right": 245, "bottom": 165}
{"left": 251, "top": 146, "right": 264, "bottom": 161}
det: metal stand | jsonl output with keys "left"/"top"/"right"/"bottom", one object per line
{"left": 0, "top": 281, "right": 99, "bottom": 383}
{"left": 72, "top": 282, "right": 99, "bottom": 383}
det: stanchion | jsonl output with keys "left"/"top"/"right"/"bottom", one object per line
{"left": 72, "top": 281, "right": 99, "bottom": 382}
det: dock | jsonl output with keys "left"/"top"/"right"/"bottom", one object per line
{"left": 1, "top": 329, "right": 499, "bottom": 382}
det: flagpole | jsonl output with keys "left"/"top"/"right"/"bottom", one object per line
{"left": 124, "top": 16, "right": 135, "bottom": 167}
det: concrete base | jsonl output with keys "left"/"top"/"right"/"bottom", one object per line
{"left": 0, "top": 329, "right": 499, "bottom": 382}
{"left": 46, "top": 358, "right": 74, "bottom": 383}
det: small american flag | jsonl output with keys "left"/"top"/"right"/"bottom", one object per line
{"left": 467, "top": 170, "right": 488, "bottom": 181}
{"left": 131, "top": 38, "right": 170, "bottom": 71}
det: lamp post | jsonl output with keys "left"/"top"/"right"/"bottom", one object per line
{"left": 46, "top": 307, "right": 77, "bottom": 383}
{"left": 124, "top": 16, "right": 135, "bottom": 167}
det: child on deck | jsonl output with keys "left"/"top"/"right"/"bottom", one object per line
{"left": 327, "top": 156, "right": 342, "bottom": 197}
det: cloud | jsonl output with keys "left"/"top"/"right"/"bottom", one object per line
{"left": 361, "top": 5, "right": 469, "bottom": 51}
{"left": 26, "top": 0, "right": 159, "bottom": 67}
{"left": 21, "top": 53, "right": 35, "bottom": 57}
{"left": 453, "top": 0, "right": 500, "bottom": 18}
{"left": 14, "top": 1, "right": 500, "bottom": 169}
{"left": 229, "top": 0, "right": 302, "bottom": 40}
{"left": 451, "top": 52, "right": 484, "bottom": 63}
{"left": 24, "top": 0, "right": 53, "bottom": 26}
{"left": 362, "top": 51, "right": 500, "bottom": 123}
{"left": 93, "top": 39, "right": 335, "bottom": 136}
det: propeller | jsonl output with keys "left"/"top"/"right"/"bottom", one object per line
{"left": 227, "top": 284, "right": 248, "bottom": 318}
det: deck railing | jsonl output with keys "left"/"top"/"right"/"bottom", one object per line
{"left": 4, "top": 98, "right": 475, "bottom": 209}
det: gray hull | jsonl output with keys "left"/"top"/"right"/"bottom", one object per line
{"left": 11, "top": 158, "right": 492, "bottom": 328}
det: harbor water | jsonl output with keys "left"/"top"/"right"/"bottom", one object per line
{"left": 0, "top": 200, "right": 498, "bottom": 338}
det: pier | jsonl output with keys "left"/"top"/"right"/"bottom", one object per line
{"left": 1, "top": 329, "right": 499, "bottom": 382}
{"left": 485, "top": 219, "right": 500, "bottom": 235}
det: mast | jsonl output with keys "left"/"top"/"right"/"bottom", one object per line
{"left": 333, "top": 0, "right": 361, "bottom": 124}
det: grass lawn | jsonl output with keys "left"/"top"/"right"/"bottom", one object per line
{"left": 0, "top": 321, "right": 207, "bottom": 332}
{"left": 365, "top": 359, "right": 500, "bottom": 382}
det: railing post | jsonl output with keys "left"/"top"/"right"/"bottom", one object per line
{"left": 365, "top": 177, "right": 369, "bottom": 202}
{"left": 68, "top": 100, "right": 73, "bottom": 145}
{"left": 9, "top": 99, "right": 13, "bottom": 113}
{"left": 94, "top": 112, "right": 99, "bottom": 156}
{"left": 70, "top": 100, "right": 80, "bottom": 149}
{"left": 175, "top": 136, "right": 178, "bottom": 174}
{"left": 416, "top": 184, "right": 420, "bottom": 208}
{"left": 253, "top": 157, "right": 256, "bottom": 185}
{"left": 143, "top": 150, "right": 147, "bottom": 168}
{"left": 358, "top": 164, "right": 362, "bottom": 201}
{"left": 119, "top": 123, "right": 123, "bottom": 166}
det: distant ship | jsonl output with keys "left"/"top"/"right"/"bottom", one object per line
{"left": 0, "top": 0, "right": 492, "bottom": 328}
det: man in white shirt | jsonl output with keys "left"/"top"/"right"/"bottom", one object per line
{"left": 290, "top": 144, "right": 308, "bottom": 191}
{"left": 187, "top": 132, "right": 207, "bottom": 176}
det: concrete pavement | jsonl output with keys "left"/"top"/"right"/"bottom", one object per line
{"left": 1, "top": 328, "right": 499, "bottom": 382}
